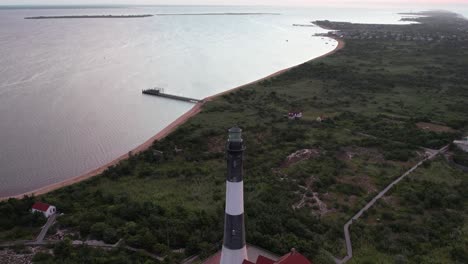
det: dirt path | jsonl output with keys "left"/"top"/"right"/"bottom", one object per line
{"left": 335, "top": 145, "right": 449, "bottom": 264}
{"left": 0, "top": 37, "right": 345, "bottom": 202}
{"left": 293, "top": 183, "right": 329, "bottom": 215}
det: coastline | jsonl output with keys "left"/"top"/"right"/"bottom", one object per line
{"left": 0, "top": 37, "right": 345, "bottom": 202}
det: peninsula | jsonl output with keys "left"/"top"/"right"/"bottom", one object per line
{"left": 24, "top": 14, "right": 153, "bottom": 19}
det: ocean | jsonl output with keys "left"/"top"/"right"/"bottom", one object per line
{"left": 0, "top": 5, "right": 462, "bottom": 197}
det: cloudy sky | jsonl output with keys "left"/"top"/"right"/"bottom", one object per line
{"left": 0, "top": 0, "right": 467, "bottom": 6}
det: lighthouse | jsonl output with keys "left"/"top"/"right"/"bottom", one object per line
{"left": 220, "top": 127, "right": 248, "bottom": 264}
{"left": 203, "top": 127, "right": 313, "bottom": 264}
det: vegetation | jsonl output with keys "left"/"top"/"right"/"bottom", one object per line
{"left": 0, "top": 10, "right": 467, "bottom": 264}
{"left": 349, "top": 159, "right": 468, "bottom": 264}
{"left": 32, "top": 239, "right": 159, "bottom": 264}
{"left": 0, "top": 196, "right": 46, "bottom": 241}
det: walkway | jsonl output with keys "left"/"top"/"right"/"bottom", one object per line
{"left": 36, "top": 214, "right": 57, "bottom": 242}
{"left": 335, "top": 145, "right": 448, "bottom": 264}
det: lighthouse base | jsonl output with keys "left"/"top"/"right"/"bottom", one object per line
{"left": 220, "top": 246, "right": 248, "bottom": 264}
{"left": 203, "top": 244, "right": 280, "bottom": 264}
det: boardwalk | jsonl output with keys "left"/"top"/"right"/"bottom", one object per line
{"left": 336, "top": 145, "right": 449, "bottom": 264}
{"left": 36, "top": 214, "right": 57, "bottom": 242}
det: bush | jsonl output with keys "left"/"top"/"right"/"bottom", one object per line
{"left": 54, "top": 239, "right": 72, "bottom": 259}
{"left": 384, "top": 149, "right": 413, "bottom": 162}
{"left": 103, "top": 227, "right": 118, "bottom": 244}
{"left": 32, "top": 252, "right": 54, "bottom": 262}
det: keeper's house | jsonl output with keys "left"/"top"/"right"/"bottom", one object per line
{"left": 31, "top": 202, "right": 56, "bottom": 218}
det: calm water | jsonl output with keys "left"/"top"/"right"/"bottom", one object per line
{"left": 0, "top": 5, "right": 450, "bottom": 197}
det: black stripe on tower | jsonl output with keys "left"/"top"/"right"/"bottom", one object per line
{"left": 223, "top": 213, "right": 246, "bottom": 249}
{"left": 226, "top": 127, "right": 245, "bottom": 183}
{"left": 227, "top": 144, "right": 244, "bottom": 182}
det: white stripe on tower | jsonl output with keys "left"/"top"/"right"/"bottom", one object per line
{"left": 221, "top": 246, "right": 248, "bottom": 264}
{"left": 225, "top": 181, "right": 244, "bottom": 215}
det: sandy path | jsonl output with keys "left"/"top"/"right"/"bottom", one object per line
{"left": 0, "top": 37, "right": 345, "bottom": 201}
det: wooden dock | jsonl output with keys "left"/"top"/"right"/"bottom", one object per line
{"left": 142, "top": 89, "right": 202, "bottom": 103}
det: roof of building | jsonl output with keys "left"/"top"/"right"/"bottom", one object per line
{"left": 256, "top": 255, "right": 276, "bottom": 264}
{"left": 202, "top": 247, "right": 311, "bottom": 264}
{"left": 32, "top": 202, "right": 51, "bottom": 212}
{"left": 276, "top": 252, "right": 312, "bottom": 264}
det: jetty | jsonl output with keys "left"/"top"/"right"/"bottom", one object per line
{"left": 142, "top": 88, "right": 202, "bottom": 103}
{"left": 292, "top": 24, "right": 315, "bottom": 27}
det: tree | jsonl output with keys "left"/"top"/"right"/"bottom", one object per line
{"left": 54, "top": 239, "right": 72, "bottom": 259}
{"left": 103, "top": 227, "right": 118, "bottom": 244}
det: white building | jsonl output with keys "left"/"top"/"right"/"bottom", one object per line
{"left": 31, "top": 202, "right": 56, "bottom": 218}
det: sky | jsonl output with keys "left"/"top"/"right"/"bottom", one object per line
{"left": 0, "top": 0, "right": 467, "bottom": 7}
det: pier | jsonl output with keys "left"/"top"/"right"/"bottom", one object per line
{"left": 142, "top": 89, "right": 202, "bottom": 103}
{"left": 292, "top": 24, "right": 315, "bottom": 27}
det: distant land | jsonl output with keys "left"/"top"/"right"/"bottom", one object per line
{"left": 154, "top": 12, "right": 280, "bottom": 16}
{"left": 0, "top": 5, "right": 126, "bottom": 9}
{"left": 24, "top": 14, "right": 153, "bottom": 19}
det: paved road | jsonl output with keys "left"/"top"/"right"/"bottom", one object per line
{"left": 36, "top": 214, "right": 57, "bottom": 242}
{"left": 335, "top": 145, "right": 448, "bottom": 264}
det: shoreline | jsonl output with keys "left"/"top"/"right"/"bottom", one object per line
{"left": 0, "top": 37, "right": 345, "bottom": 202}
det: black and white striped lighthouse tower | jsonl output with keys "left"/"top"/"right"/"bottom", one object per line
{"left": 220, "top": 127, "right": 248, "bottom": 264}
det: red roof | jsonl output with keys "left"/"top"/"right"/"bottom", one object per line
{"left": 256, "top": 255, "right": 275, "bottom": 264}
{"left": 202, "top": 248, "right": 312, "bottom": 264}
{"left": 32, "top": 202, "right": 51, "bottom": 212}
{"left": 277, "top": 252, "right": 312, "bottom": 264}
{"left": 203, "top": 251, "right": 221, "bottom": 264}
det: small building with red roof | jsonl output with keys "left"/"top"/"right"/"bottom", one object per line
{"left": 31, "top": 202, "right": 56, "bottom": 218}
{"left": 275, "top": 249, "right": 311, "bottom": 264}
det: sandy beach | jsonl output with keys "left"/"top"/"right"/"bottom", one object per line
{"left": 0, "top": 37, "right": 345, "bottom": 202}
